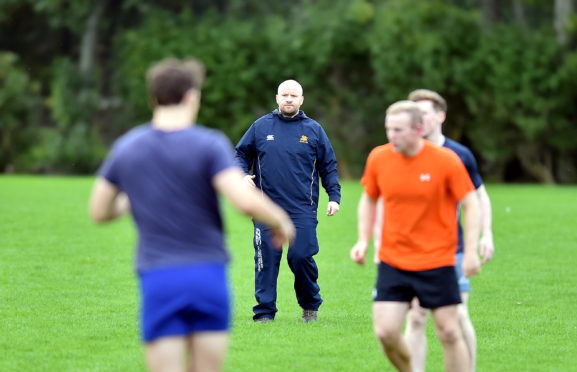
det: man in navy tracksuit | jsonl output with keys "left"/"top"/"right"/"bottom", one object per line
{"left": 235, "top": 79, "right": 341, "bottom": 322}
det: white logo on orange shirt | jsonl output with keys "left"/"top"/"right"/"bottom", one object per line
{"left": 419, "top": 173, "right": 431, "bottom": 182}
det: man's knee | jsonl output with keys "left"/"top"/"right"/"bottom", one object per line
{"left": 435, "top": 322, "right": 461, "bottom": 345}
{"left": 287, "top": 250, "right": 312, "bottom": 269}
{"left": 407, "top": 307, "right": 428, "bottom": 331}
{"left": 374, "top": 324, "right": 403, "bottom": 348}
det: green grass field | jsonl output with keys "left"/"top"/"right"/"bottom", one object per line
{"left": 1, "top": 176, "right": 576, "bottom": 371}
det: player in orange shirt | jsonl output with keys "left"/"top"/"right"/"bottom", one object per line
{"left": 350, "top": 100, "right": 481, "bottom": 372}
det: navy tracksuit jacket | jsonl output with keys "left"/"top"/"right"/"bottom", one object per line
{"left": 235, "top": 109, "right": 341, "bottom": 319}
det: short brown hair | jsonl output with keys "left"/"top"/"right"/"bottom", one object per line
{"left": 386, "top": 100, "right": 423, "bottom": 128}
{"left": 408, "top": 89, "right": 447, "bottom": 113}
{"left": 146, "top": 58, "right": 205, "bottom": 106}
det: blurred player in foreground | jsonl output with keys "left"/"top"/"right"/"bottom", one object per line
{"left": 89, "top": 58, "right": 294, "bottom": 372}
{"left": 351, "top": 100, "right": 481, "bottom": 372}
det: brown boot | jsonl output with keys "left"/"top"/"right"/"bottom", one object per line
{"left": 301, "top": 310, "right": 318, "bottom": 322}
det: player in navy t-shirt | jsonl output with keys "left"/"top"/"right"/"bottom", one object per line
{"left": 404, "top": 89, "right": 495, "bottom": 372}
{"left": 89, "top": 58, "right": 294, "bottom": 372}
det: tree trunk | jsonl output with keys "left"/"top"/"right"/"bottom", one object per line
{"left": 79, "top": 0, "right": 107, "bottom": 75}
{"left": 480, "top": 0, "right": 500, "bottom": 30}
{"left": 516, "top": 144, "right": 556, "bottom": 184}
{"left": 554, "top": 0, "right": 574, "bottom": 46}
{"left": 513, "top": 0, "right": 526, "bottom": 26}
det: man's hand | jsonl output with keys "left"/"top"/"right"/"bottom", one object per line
{"left": 244, "top": 175, "right": 256, "bottom": 189}
{"left": 350, "top": 241, "right": 368, "bottom": 265}
{"left": 479, "top": 234, "right": 494, "bottom": 264}
{"left": 269, "top": 217, "right": 296, "bottom": 251}
{"left": 373, "top": 248, "right": 380, "bottom": 264}
{"left": 326, "top": 201, "right": 340, "bottom": 216}
{"left": 463, "top": 252, "right": 481, "bottom": 277}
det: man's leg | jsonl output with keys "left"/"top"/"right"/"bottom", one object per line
{"left": 431, "top": 305, "right": 470, "bottom": 372}
{"left": 459, "top": 292, "right": 477, "bottom": 372}
{"left": 253, "top": 223, "right": 282, "bottom": 320}
{"left": 145, "top": 336, "right": 187, "bottom": 372}
{"left": 286, "top": 219, "right": 322, "bottom": 314}
{"left": 188, "top": 331, "right": 229, "bottom": 372}
{"left": 373, "top": 301, "right": 412, "bottom": 372}
{"left": 140, "top": 265, "right": 230, "bottom": 370}
{"left": 455, "top": 252, "right": 476, "bottom": 372}
{"left": 404, "top": 297, "right": 429, "bottom": 372}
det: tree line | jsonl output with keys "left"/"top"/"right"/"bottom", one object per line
{"left": 1, "top": 0, "right": 576, "bottom": 183}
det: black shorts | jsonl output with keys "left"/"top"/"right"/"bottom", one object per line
{"left": 373, "top": 262, "right": 461, "bottom": 309}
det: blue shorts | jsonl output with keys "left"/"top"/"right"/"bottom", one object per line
{"left": 374, "top": 262, "right": 461, "bottom": 309}
{"left": 455, "top": 253, "right": 471, "bottom": 292}
{"left": 138, "top": 264, "right": 230, "bottom": 342}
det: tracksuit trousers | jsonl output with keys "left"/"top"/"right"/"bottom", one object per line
{"left": 252, "top": 218, "right": 322, "bottom": 320}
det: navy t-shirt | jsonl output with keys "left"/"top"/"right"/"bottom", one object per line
{"left": 443, "top": 137, "right": 483, "bottom": 254}
{"left": 99, "top": 124, "right": 236, "bottom": 271}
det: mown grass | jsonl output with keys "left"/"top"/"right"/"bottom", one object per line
{"left": 1, "top": 176, "right": 576, "bottom": 371}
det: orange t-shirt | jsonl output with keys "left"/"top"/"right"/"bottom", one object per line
{"left": 361, "top": 141, "right": 475, "bottom": 271}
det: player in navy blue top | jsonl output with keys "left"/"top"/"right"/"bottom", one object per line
{"left": 89, "top": 58, "right": 294, "bottom": 372}
{"left": 235, "top": 80, "right": 341, "bottom": 322}
{"left": 404, "top": 89, "right": 495, "bottom": 372}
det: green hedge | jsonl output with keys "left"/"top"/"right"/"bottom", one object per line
{"left": 2, "top": 0, "right": 576, "bottom": 182}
